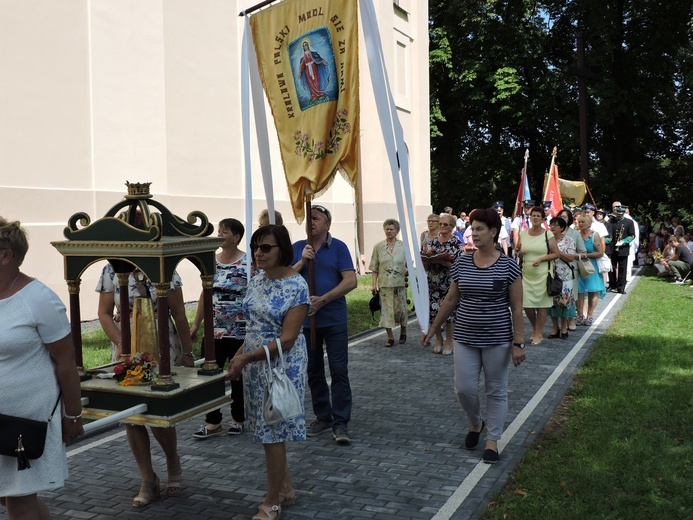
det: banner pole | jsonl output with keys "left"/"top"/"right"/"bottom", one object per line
{"left": 585, "top": 182, "right": 598, "bottom": 208}
{"left": 542, "top": 146, "right": 558, "bottom": 202}
{"left": 305, "top": 193, "right": 316, "bottom": 350}
{"left": 514, "top": 149, "right": 529, "bottom": 218}
{"left": 239, "top": 0, "right": 279, "bottom": 17}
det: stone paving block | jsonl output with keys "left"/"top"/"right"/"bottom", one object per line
{"left": 28, "top": 280, "right": 638, "bottom": 520}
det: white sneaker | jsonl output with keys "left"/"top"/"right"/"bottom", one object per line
{"left": 227, "top": 423, "right": 243, "bottom": 435}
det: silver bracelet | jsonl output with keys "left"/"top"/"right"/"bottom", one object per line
{"left": 63, "top": 412, "right": 82, "bottom": 423}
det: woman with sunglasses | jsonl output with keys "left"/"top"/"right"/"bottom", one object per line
{"left": 421, "top": 213, "right": 463, "bottom": 355}
{"left": 227, "top": 225, "right": 310, "bottom": 520}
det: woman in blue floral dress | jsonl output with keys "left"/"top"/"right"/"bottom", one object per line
{"left": 227, "top": 225, "right": 310, "bottom": 520}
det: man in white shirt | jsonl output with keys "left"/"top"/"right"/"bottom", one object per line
{"left": 584, "top": 203, "right": 609, "bottom": 239}
{"left": 493, "top": 201, "right": 513, "bottom": 255}
{"left": 456, "top": 209, "right": 467, "bottom": 233}
{"left": 541, "top": 201, "right": 552, "bottom": 230}
{"left": 511, "top": 199, "right": 535, "bottom": 255}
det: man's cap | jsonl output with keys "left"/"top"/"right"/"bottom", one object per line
{"left": 523, "top": 199, "right": 535, "bottom": 207}
{"left": 595, "top": 208, "right": 607, "bottom": 215}
{"left": 311, "top": 204, "right": 332, "bottom": 222}
{"left": 620, "top": 205, "right": 629, "bottom": 211}
{"left": 492, "top": 201, "right": 504, "bottom": 208}
{"left": 583, "top": 203, "right": 596, "bottom": 211}
{"left": 541, "top": 201, "right": 552, "bottom": 209}
{"left": 615, "top": 207, "right": 626, "bottom": 214}
{"left": 572, "top": 206, "right": 582, "bottom": 213}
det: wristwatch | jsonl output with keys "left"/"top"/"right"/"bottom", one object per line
{"left": 513, "top": 342, "right": 526, "bottom": 349}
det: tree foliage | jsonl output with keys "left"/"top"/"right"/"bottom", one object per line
{"left": 430, "top": 0, "right": 693, "bottom": 222}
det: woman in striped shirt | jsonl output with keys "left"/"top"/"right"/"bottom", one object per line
{"left": 422, "top": 208, "right": 525, "bottom": 464}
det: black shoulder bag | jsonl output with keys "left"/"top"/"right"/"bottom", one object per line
{"left": 0, "top": 393, "right": 61, "bottom": 470}
{"left": 369, "top": 290, "right": 381, "bottom": 321}
{"left": 545, "top": 232, "right": 563, "bottom": 297}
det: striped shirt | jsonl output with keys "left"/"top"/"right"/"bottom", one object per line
{"left": 450, "top": 253, "right": 522, "bottom": 347}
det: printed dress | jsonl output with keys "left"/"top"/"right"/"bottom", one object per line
{"left": 369, "top": 239, "right": 407, "bottom": 329}
{"left": 549, "top": 233, "right": 577, "bottom": 318}
{"left": 423, "top": 236, "right": 463, "bottom": 325}
{"left": 242, "top": 273, "right": 310, "bottom": 444}
{"left": 212, "top": 254, "right": 256, "bottom": 339}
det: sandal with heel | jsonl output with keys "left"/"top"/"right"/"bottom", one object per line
{"left": 165, "top": 459, "right": 182, "bottom": 495}
{"left": 253, "top": 503, "right": 281, "bottom": 520}
{"left": 132, "top": 475, "right": 160, "bottom": 508}
{"left": 279, "top": 488, "right": 296, "bottom": 507}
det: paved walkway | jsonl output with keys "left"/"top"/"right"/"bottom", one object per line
{"left": 32, "top": 274, "right": 639, "bottom": 520}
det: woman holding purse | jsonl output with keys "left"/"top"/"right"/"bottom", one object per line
{"left": 576, "top": 214, "right": 606, "bottom": 326}
{"left": 0, "top": 218, "right": 84, "bottom": 519}
{"left": 369, "top": 219, "right": 408, "bottom": 347}
{"left": 227, "top": 225, "right": 310, "bottom": 520}
{"left": 547, "top": 217, "right": 578, "bottom": 338}
{"left": 516, "top": 206, "right": 560, "bottom": 345}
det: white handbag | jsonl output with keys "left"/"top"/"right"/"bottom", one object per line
{"left": 597, "top": 254, "right": 612, "bottom": 273}
{"left": 262, "top": 339, "right": 303, "bottom": 425}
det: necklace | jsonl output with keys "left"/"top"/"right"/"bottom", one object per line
{"left": 1, "top": 273, "right": 20, "bottom": 299}
{"left": 474, "top": 251, "right": 498, "bottom": 268}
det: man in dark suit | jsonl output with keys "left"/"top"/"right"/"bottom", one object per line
{"left": 608, "top": 206, "right": 635, "bottom": 293}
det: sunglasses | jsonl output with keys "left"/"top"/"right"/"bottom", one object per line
{"left": 312, "top": 205, "right": 332, "bottom": 221}
{"left": 250, "top": 243, "right": 280, "bottom": 253}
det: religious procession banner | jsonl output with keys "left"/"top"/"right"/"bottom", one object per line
{"left": 557, "top": 178, "right": 587, "bottom": 206}
{"left": 250, "top": 0, "right": 360, "bottom": 222}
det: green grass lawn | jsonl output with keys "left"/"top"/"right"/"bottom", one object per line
{"left": 484, "top": 269, "right": 693, "bottom": 520}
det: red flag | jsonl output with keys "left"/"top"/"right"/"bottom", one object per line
{"left": 542, "top": 162, "right": 563, "bottom": 217}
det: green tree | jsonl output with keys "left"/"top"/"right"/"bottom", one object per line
{"left": 430, "top": 0, "right": 693, "bottom": 223}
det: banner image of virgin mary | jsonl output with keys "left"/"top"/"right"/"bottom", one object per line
{"left": 289, "top": 28, "right": 337, "bottom": 110}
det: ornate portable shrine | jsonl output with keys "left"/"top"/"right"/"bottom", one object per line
{"left": 51, "top": 182, "right": 229, "bottom": 427}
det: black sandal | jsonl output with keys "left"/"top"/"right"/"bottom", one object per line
{"left": 385, "top": 338, "right": 395, "bottom": 347}
{"left": 548, "top": 332, "right": 560, "bottom": 339}
{"left": 398, "top": 334, "right": 407, "bottom": 344}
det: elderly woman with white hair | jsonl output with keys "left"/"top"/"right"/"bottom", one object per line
{"left": 370, "top": 219, "right": 408, "bottom": 346}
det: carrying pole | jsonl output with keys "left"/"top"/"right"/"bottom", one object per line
{"left": 542, "top": 147, "right": 558, "bottom": 202}
{"left": 305, "top": 193, "right": 316, "bottom": 350}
